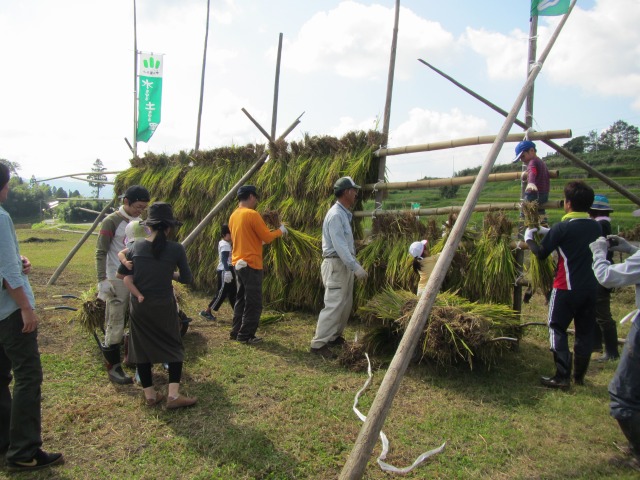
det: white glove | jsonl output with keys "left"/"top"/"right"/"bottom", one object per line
{"left": 525, "top": 183, "right": 538, "bottom": 192}
{"left": 607, "top": 235, "right": 639, "bottom": 254}
{"left": 354, "top": 264, "right": 368, "bottom": 280}
{"left": 235, "top": 259, "right": 248, "bottom": 271}
{"left": 223, "top": 270, "right": 233, "bottom": 283}
{"left": 279, "top": 224, "right": 288, "bottom": 236}
{"left": 538, "top": 226, "right": 550, "bottom": 237}
{"left": 521, "top": 171, "right": 528, "bottom": 181}
{"left": 97, "top": 279, "right": 114, "bottom": 301}
{"left": 524, "top": 228, "right": 537, "bottom": 243}
{"left": 589, "top": 237, "right": 609, "bottom": 258}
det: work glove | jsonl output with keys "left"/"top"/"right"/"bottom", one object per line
{"left": 521, "top": 170, "right": 528, "bottom": 182}
{"left": 606, "top": 235, "right": 639, "bottom": 254}
{"left": 223, "top": 270, "right": 233, "bottom": 283}
{"left": 524, "top": 228, "right": 537, "bottom": 243}
{"left": 279, "top": 224, "right": 288, "bottom": 236}
{"left": 525, "top": 183, "right": 538, "bottom": 193}
{"left": 354, "top": 264, "right": 368, "bottom": 280}
{"left": 235, "top": 259, "right": 248, "bottom": 271}
{"left": 589, "top": 237, "right": 609, "bottom": 259}
{"left": 538, "top": 226, "right": 550, "bottom": 237}
{"left": 97, "top": 279, "right": 114, "bottom": 301}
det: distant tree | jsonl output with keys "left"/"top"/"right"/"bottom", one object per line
{"left": 563, "top": 136, "right": 587, "bottom": 154}
{"left": 29, "top": 175, "right": 37, "bottom": 187}
{"left": 599, "top": 120, "right": 639, "bottom": 150}
{"left": 440, "top": 185, "right": 459, "bottom": 199}
{"left": 585, "top": 130, "right": 599, "bottom": 153}
{"left": 55, "top": 187, "right": 68, "bottom": 198}
{"left": 0, "top": 159, "right": 21, "bottom": 175}
{"left": 69, "top": 189, "right": 81, "bottom": 198}
{"left": 87, "top": 159, "right": 108, "bottom": 198}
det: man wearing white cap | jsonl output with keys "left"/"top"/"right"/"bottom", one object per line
{"left": 310, "top": 176, "right": 367, "bottom": 359}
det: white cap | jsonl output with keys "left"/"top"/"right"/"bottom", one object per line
{"left": 409, "top": 240, "right": 427, "bottom": 258}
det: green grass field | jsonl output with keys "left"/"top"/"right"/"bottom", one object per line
{"left": 1, "top": 228, "right": 639, "bottom": 479}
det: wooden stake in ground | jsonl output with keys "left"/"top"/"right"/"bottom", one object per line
{"left": 340, "top": 2, "right": 577, "bottom": 477}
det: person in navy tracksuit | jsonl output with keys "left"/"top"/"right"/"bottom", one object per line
{"left": 525, "top": 181, "right": 601, "bottom": 389}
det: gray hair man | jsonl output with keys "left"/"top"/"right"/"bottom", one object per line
{"left": 310, "top": 176, "right": 368, "bottom": 359}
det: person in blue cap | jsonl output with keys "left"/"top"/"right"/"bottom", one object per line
{"left": 589, "top": 194, "right": 619, "bottom": 362}
{"left": 514, "top": 140, "right": 551, "bottom": 225}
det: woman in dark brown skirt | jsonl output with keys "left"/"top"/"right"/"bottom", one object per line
{"left": 118, "top": 202, "right": 195, "bottom": 409}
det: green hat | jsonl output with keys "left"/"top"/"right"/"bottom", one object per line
{"left": 333, "top": 176, "right": 361, "bottom": 194}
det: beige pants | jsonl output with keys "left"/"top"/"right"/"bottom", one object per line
{"left": 103, "top": 278, "right": 130, "bottom": 346}
{"left": 311, "top": 258, "right": 354, "bottom": 349}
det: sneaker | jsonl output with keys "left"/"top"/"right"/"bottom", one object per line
{"left": 310, "top": 345, "right": 337, "bottom": 359}
{"left": 328, "top": 336, "right": 346, "bottom": 347}
{"left": 7, "top": 449, "right": 64, "bottom": 472}
{"left": 229, "top": 333, "right": 238, "bottom": 340}
{"left": 166, "top": 394, "right": 197, "bottom": 410}
{"left": 540, "top": 375, "right": 570, "bottom": 390}
{"left": 199, "top": 310, "right": 216, "bottom": 321}
{"left": 108, "top": 364, "right": 133, "bottom": 385}
{"left": 145, "top": 391, "right": 165, "bottom": 407}
{"left": 238, "top": 336, "right": 263, "bottom": 345}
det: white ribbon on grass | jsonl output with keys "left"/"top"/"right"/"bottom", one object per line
{"left": 620, "top": 309, "right": 639, "bottom": 325}
{"left": 352, "top": 353, "right": 446, "bottom": 474}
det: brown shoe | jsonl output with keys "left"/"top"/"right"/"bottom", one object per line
{"left": 166, "top": 395, "right": 197, "bottom": 410}
{"left": 310, "top": 345, "right": 337, "bottom": 359}
{"left": 145, "top": 391, "right": 165, "bottom": 407}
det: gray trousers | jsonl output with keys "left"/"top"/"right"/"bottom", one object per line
{"left": 610, "top": 315, "right": 640, "bottom": 420}
{"left": 311, "top": 258, "right": 354, "bottom": 349}
{"left": 231, "top": 267, "right": 263, "bottom": 341}
{"left": 0, "top": 309, "right": 43, "bottom": 462}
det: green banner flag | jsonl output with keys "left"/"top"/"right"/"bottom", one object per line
{"left": 531, "top": 0, "right": 570, "bottom": 16}
{"left": 136, "top": 53, "right": 163, "bottom": 143}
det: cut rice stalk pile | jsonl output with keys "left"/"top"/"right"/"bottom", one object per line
{"left": 358, "top": 289, "right": 520, "bottom": 369}
{"left": 77, "top": 287, "right": 106, "bottom": 333}
{"left": 521, "top": 201, "right": 556, "bottom": 295}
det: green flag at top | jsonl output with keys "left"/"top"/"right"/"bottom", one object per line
{"left": 531, "top": 0, "right": 570, "bottom": 16}
{"left": 136, "top": 53, "right": 163, "bottom": 143}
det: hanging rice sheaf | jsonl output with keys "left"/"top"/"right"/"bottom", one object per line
{"left": 429, "top": 213, "right": 475, "bottom": 294}
{"left": 358, "top": 288, "right": 521, "bottom": 369}
{"left": 521, "top": 201, "right": 556, "bottom": 295}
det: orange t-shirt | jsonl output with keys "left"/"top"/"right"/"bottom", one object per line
{"left": 229, "top": 207, "right": 282, "bottom": 270}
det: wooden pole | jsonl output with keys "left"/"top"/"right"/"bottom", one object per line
{"left": 362, "top": 170, "right": 559, "bottom": 191}
{"left": 340, "top": 3, "right": 576, "bottom": 477}
{"left": 417, "top": 60, "right": 640, "bottom": 207}
{"left": 36, "top": 171, "right": 121, "bottom": 182}
{"left": 353, "top": 200, "right": 563, "bottom": 218}
{"left": 195, "top": 0, "right": 211, "bottom": 152}
{"left": 375, "top": 0, "right": 400, "bottom": 212}
{"left": 271, "top": 33, "right": 283, "bottom": 141}
{"left": 132, "top": 0, "right": 138, "bottom": 158}
{"left": 47, "top": 199, "right": 116, "bottom": 286}
{"left": 374, "top": 130, "right": 571, "bottom": 157}
{"left": 181, "top": 114, "right": 303, "bottom": 248}
{"left": 242, "top": 108, "right": 272, "bottom": 142}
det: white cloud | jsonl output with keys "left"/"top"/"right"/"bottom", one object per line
{"left": 283, "top": 1, "right": 454, "bottom": 80}
{"left": 460, "top": 27, "right": 527, "bottom": 80}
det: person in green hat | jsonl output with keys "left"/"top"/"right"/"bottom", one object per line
{"left": 589, "top": 194, "right": 619, "bottom": 362}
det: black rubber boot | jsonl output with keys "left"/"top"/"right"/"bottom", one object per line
{"left": 596, "top": 327, "right": 620, "bottom": 362}
{"left": 617, "top": 413, "right": 640, "bottom": 463}
{"left": 541, "top": 351, "right": 572, "bottom": 390}
{"left": 592, "top": 327, "right": 603, "bottom": 354}
{"left": 103, "top": 344, "right": 133, "bottom": 385}
{"left": 573, "top": 354, "right": 591, "bottom": 385}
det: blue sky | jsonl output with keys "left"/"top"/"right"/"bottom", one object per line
{"left": 0, "top": 0, "right": 637, "bottom": 185}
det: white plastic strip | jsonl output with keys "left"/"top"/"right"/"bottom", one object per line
{"left": 620, "top": 309, "right": 639, "bottom": 325}
{"left": 352, "top": 353, "right": 446, "bottom": 474}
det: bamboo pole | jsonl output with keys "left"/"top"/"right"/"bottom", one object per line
{"left": 271, "top": 33, "right": 283, "bottom": 141}
{"left": 353, "top": 200, "right": 563, "bottom": 218}
{"left": 340, "top": 3, "right": 576, "bottom": 477}
{"left": 47, "top": 199, "right": 116, "bottom": 286}
{"left": 417, "top": 61, "right": 640, "bottom": 207}
{"left": 36, "top": 171, "right": 121, "bottom": 182}
{"left": 69, "top": 176, "right": 115, "bottom": 185}
{"left": 375, "top": 0, "right": 400, "bottom": 212}
{"left": 362, "top": 170, "right": 559, "bottom": 191}
{"left": 242, "top": 108, "right": 272, "bottom": 142}
{"left": 181, "top": 114, "right": 303, "bottom": 249}
{"left": 374, "top": 130, "right": 570, "bottom": 157}
{"left": 194, "top": 0, "right": 211, "bottom": 152}
{"left": 132, "top": 0, "right": 138, "bottom": 158}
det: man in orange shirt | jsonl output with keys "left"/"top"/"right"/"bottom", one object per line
{"left": 229, "top": 185, "right": 287, "bottom": 344}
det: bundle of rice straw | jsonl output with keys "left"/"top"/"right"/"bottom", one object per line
{"left": 521, "top": 201, "right": 555, "bottom": 295}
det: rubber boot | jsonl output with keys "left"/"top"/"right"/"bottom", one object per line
{"left": 103, "top": 344, "right": 133, "bottom": 385}
{"left": 592, "top": 327, "right": 604, "bottom": 354}
{"left": 617, "top": 413, "right": 640, "bottom": 464}
{"left": 573, "top": 354, "right": 591, "bottom": 386}
{"left": 596, "top": 327, "right": 620, "bottom": 362}
{"left": 541, "top": 351, "right": 572, "bottom": 390}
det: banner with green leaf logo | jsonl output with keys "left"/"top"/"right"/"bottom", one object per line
{"left": 531, "top": 0, "right": 570, "bottom": 16}
{"left": 137, "top": 53, "right": 163, "bottom": 143}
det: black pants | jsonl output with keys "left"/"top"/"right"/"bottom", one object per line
{"left": 0, "top": 309, "right": 43, "bottom": 462}
{"left": 207, "top": 270, "right": 237, "bottom": 312}
{"left": 547, "top": 288, "right": 596, "bottom": 357}
{"left": 231, "top": 267, "right": 263, "bottom": 341}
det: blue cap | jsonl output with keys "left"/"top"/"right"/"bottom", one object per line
{"left": 513, "top": 140, "right": 536, "bottom": 163}
{"left": 591, "top": 194, "right": 612, "bottom": 212}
